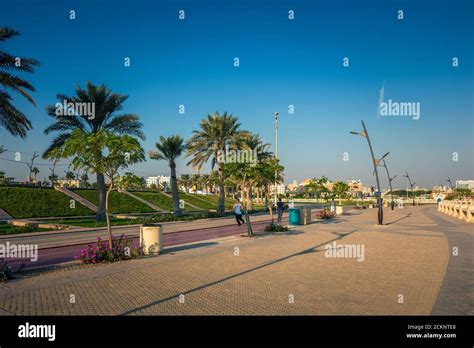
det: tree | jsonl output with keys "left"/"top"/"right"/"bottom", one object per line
{"left": 43, "top": 82, "right": 145, "bottom": 221}
{"left": 149, "top": 135, "right": 185, "bottom": 216}
{"left": 0, "top": 27, "right": 39, "bottom": 138}
{"left": 254, "top": 158, "right": 284, "bottom": 214}
{"left": 117, "top": 172, "right": 144, "bottom": 191}
{"left": 186, "top": 112, "right": 247, "bottom": 215}
{"left": 332, "top": 181, "right": 349, "bottom": 202}
{"left": 56, "top": 129, "right": 144, "bottom": 247}
{"left": 0, "top": 171, "right": 6, "bottom": 186}
{"left": 179, "top": 174, "right": 191, "bottom": 193}
{"left": 306, "top": 176, "right": 330, "bottom": 200}
{"left": 80, "top": 171, "right": 89, "bottom": 188}
{"left": 31, "top": 167, "right": 39, "bottom": 182}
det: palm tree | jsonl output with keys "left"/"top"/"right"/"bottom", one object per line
{"left": 43, "top": 81, "right": 145, "bottom": 220}
{"left": 31, "top": 167, "right": 39, "bottom": 183}
{"left": 0, "top": 27, "right": 39, "bottom": 138}
{"left": 179, "top": 174, "right": 191, "bottom": 193}
{"left": 186, "top": 112, "right": 247, "bottom": 215}
{"left": 149, "top": 135, "right": 185, "bottom": 216}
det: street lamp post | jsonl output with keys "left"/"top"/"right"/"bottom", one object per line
{"left": 446, "top": 177, "right": 454, "bottom": 191}
{"left": 381, "top": 159, "right": 396, "bottom": 210}
{"left": 403, "top": 172, "right": 416, "bottom": 206}
{"left": 273, "top": 112, "right": 278, "bottom": 206}
{"left": 350, "top": 120, "right": 384, "bottom": 225}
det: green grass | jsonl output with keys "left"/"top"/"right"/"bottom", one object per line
{"left": 189, "top": 194, "right": 233, "bottom": 209}
{"left": 179, "top": 193, "right": 215, "bottom": 210}
{"left": 0, "top": 187, "right": 95, "bottom": 218}
{"left": 132, "top": 191, "right": 174, "bottom": 211}
{"left": 133, "top": 191, "right": 219, "bottom": 211}
{"left": 73, "top": 189, "right": 155, "bottom": 214}
{"left": 0, "top": 224, "right": 53, "bottom": 235}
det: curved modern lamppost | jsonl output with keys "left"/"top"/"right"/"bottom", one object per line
{"left": 350, "top": 120, "right": 384, "bottom": 225}
{"left": 380, "top": 159, "right": 397, "bottom": 210}
{"left": 273, "top": 111, "right": 279, "bottom": 206}
{"left": 403, "top": 172, "right": 416, "bottom": 206}
{"left": 446, "top": 177, "right": 454, "bottom": 191}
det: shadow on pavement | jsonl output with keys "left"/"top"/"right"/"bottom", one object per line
{"left": 384, "top": 213, "right": 412, "bottom": 225}
{"left": 120, "top": 229, "right": 358, "bottom": 315}
{"left": 165, "top": 242, "right": 218, "bottom": 254}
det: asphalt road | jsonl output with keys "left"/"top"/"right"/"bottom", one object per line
{"left": 3, "top": 210, "right": 323, "bottom": 271}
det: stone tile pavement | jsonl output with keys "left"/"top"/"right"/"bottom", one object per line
{"left": 0, "top": 205, "right": 469, "bottom": 315}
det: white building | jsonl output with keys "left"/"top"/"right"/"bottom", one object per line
{"left": 146, "top": 175, "right": 171, "bottom": 187}
{"left": 456, "top": 180, "right": 474, "bottom": 191}
{"left": 271, "top": 183, "right": 286, "bottom": 195}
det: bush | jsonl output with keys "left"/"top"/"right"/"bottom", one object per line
{"left": 319, "top": 209, "right": 336, "bottom": 219}
{"left": 0, "top": 259, "right": 12, "bottom": 282}
{"left": 264, "top": 223, "right": 288, "bottom": 232}
{"left": 76, "top": 234, "right": 144, "bottom": 264}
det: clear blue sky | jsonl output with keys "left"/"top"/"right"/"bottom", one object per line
{"left": 0, "top": 0, "right": 472, "bottom": 189}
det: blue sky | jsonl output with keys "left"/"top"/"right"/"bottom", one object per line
{"left": 0, "top": 0, "right": 472, "bottom": 189}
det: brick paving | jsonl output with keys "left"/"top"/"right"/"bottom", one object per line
{"left": 0, "top": 205, "right": 469, "bottom": 315}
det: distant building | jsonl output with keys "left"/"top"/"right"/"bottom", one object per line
{"left": 287, "top": 180, "right": 299, "bottom": 191}
{"left": 347, "top": 180, "right": 363, "bottom": 197}
{"left": 431, "top": 185, "right": 453, "bottom": 199}
{"left": 456, "top": 180, "right": 474, "bottom": 191}
{"left": 271, "top": 184, "right": 286, "bottom": 195}
{"left": 146, "top": 175, "right": 171, "bottom": 187}
{"left": 56, "top": 179, "right": 82, "bottom": 188}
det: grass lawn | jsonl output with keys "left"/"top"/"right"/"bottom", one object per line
{"left": 73, "top": 189, "right": 155, "bottom": 214}
{"left": 179, "top": 193, "right": 215, "bottom": 210}
{"left": 0, "top": 224, "right": 53, "bottom": 235}
{"left": 189, "top": 194, "right": 234, "bottom": 209}
{"left": 132, "top": 191, "right": 174, "bottom": 211}
{"left": 0, "top": 187, "right": 95, "bottom": 219}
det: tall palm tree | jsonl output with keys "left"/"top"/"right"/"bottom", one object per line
{"left": 149, "top": 135, "right": 185, "bottom": 216}
{"left": 186, "top": 112, "right": 247, "bottom": 215}
{"left": 0, "top": 27, "right": 39, "bottom": 138}
{"left": 43, "top": 81, "right": 145, "bottom": 221}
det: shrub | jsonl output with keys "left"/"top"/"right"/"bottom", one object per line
{"left": 0, "top": 259, "right": 12, "bottom": 282}
{"left": 319, "top": 209, "right": 336, "bottom": 220}
{"left": 76, "top": 234, "right": 144, "bottom": 264}
{"left": 264, "top": 223, "right": 288, "bottom": 232}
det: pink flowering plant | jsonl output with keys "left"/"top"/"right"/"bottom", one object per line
{"left": 76, "top": 234, "right": 144, "bottom": 264}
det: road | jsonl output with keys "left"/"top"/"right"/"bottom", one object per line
{"left": 2, "top": 210, "right": 322, "bottom": 271}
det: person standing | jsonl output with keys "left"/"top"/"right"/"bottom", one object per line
{"left": 233, "top": 199, "right": 245, "bottom": 226}
{"left": 277, "top": 198, "right": 284, "bottom": 223}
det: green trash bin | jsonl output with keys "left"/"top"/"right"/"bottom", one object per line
{"left": 289, "top": 208, "right": 300, "bottom": 225}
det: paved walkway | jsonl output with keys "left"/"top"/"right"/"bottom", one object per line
{"left": 0, "top": 205, "right": 471, "bottom": 315}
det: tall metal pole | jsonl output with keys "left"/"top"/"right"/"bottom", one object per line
{"left": 361, "top": 120, "right": 383, "bottom": 225}
{"left": 404, "top": 172, "right": 415, "bottom": 206}
{"left": 273, "top": 112, "right": 279, "bottom": 205}
{"left": 382, "top": 159, "right": 396, "bottom": 210}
